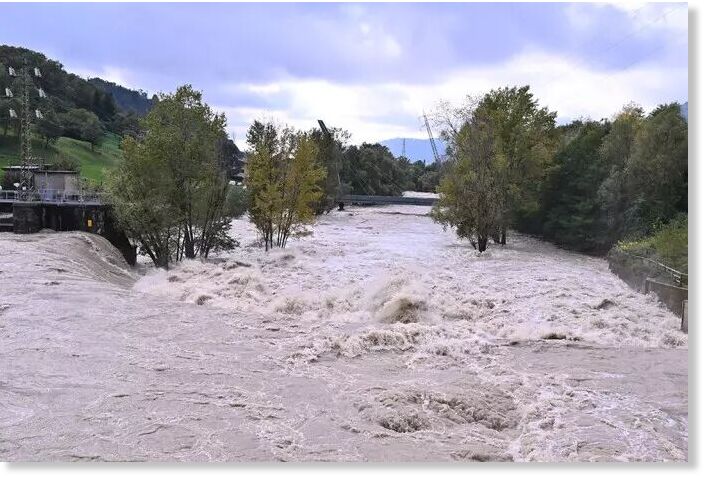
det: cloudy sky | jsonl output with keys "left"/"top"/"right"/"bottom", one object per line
{"left": 1, "top": 1, "right": 688, "bottom": 146}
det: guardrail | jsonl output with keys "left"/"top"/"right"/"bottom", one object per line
{"left": 621, "top": 251, "right": 688, "bottom": 287}
{"left": 0, "top": 189, "right": 105, "bottom": 204}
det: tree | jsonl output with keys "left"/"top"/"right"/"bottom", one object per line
{"left": 340, "top": 143, "right": 407, "bottom": 196}
{"left": 309, "top": 126, "right": 350, "bottom": 214}
{"left": 246, "top": 121, "right": 325, "bottom": 250}
{"left": 34, "top": 109, "right": 64, "bottom": 148}
{"left": 81, "top": 114, "right": 105, "bottom": 151}
{"left": 474, "top": 86, "right": 557, "bottom": 244}
{"left": 61, "top": 108, "right": 104, "bottom": 149}
{"left": 540, "top": 120, "right": 611, "bottom": 252}
{"left": 108, "top": 84, "right": 238, "bottom": 268}
{"left": 108, "top": 135, "right": 178, "bottom": 268}
{"left": 431, "top": 111, "right": 504, "bottom": 252}
{"left": 623, "top": 103, "right": 688, "bottom": 236}
{"left": 597, "top": 104, "right": 644, "bottom": 243}
{"left": 111, "top": 111, "right": 142, "bottom": 138}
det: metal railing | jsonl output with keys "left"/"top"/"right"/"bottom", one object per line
{"left": 0, "top": 188, "right": 105, "bottom": 204}
{"left": 0, "top": 190, "right": 17, "bottom": 201}
{"left": 621, "top": 251, "right": 688, "bottom": 287}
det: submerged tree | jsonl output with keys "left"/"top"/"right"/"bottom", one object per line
{"left": 431, "top": 111, "right": 504, "bottom": 252}
{"left": 246, "top": 120, "right": 325, "bottom": 250}
{"left": 108, "top": 85, "right": 242, "bottom": 268}
{"left": 474, "top": 86, "right": 557, "bottom": 244}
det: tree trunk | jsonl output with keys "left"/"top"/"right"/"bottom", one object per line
{"left": 500, "top": 225, "right": 507, "bottom": 245}
{"left": 184, "top": 233, "right": 195, "bottom": 259}
{"left": 477, "top": 235, "right": 488, "bottom": 253}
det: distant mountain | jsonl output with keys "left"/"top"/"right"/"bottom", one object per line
{"left": 680, "top": 101, "right": 688, "bottom": 121}
{"left": 380, "top": 137, "right": 447, "bottom": 164}
{"left": 89, "top": 77, "right": 154, "bottom": 116}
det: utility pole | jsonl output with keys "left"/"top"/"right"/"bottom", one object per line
{"left": 6, "top": 59, "right": 44, "bottom": 201}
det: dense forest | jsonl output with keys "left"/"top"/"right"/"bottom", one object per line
{"left": 431, "top": 86, "right": 687, "bottom": 273}
{"left": 88, "top": 77, "right": 154, "bottom": 116}
{"left": 518, "top": 103, "right": 687, "bottom": 255}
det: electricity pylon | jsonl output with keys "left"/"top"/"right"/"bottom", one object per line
{"left": 6, "top": 59, "right": 44, "bottom": 201}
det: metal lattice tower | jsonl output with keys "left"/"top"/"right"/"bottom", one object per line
{"left": 318, "top": 119, "right": 342, "bottom": 195}
{"left": 19, "top": 60, "right": 35, "bottom": 200}
{"left": 6, "top": 58, "right": 44, "bottom": 201}
{"left": 423, "top": 112, "right": 440, "bottom": 164}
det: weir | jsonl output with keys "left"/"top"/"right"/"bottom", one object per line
{"left": 1, "top": 191, "right": 136, "bottom": 265}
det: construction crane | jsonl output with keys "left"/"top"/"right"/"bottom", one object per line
{"left": 423, "top": 112, "right": 441, "bottom": 164}
{"left": 317, "top": 119, "right": 344, "bottom": 209}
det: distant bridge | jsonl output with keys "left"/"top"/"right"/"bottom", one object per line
{"left": 341, "top": 194, "right": 437, "bottom": 207}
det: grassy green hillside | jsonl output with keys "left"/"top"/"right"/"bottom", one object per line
{"left": 0, "top": 132, "right": 123, "bottom": 184}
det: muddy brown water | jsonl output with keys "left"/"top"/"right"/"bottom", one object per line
{"left": 0, "top": 206, "right": 688, "bottom": 461}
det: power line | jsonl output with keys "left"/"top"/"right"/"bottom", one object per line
{"left": 536, "top": 3, "right": 687, "bottom": 92}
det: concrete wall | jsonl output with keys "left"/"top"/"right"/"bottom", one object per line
{"left": 12, "top": 202, "right": 137, "bottom": 265}
{"left": 13, "top": 202, "right": 43, "bottom": 234}
{"left": 682, "top": 301, "right": 688, "bottom": 333}
{"left": 609, "top": 251, "right": 688, "bottom": 332}
{"left": 644, "top": 278, "right": 688, "bottom": 320}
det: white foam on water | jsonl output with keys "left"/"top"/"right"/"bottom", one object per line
{"left": 0, "top": 204, "right": 688, "bottom": 461}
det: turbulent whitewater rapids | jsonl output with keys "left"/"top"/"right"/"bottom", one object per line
{"left": 0, "top": 203, "right": 687, "bottom": 462}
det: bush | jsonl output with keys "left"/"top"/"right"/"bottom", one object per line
{"left": 616, "top": 214, "right": 688, "bottom": 275}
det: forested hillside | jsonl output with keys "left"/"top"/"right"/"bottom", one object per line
{"left": 0, "top": 46, "right": 148, "bottom": 141}
{"left": 89, "top": 77, "right": 154, "bottom": 116}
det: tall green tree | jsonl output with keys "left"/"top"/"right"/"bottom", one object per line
{"left": 34, "top": 108, "right": 64, "bottom": 148}
{"left": 597, "top": 104, "right": 644, "bottom": 243}
{"left": 246, "top": 121, "right": 325, "bottom": 250}
{"left": 475, "top": 86, "right": 557, "bottom": 244}
{"left": 431, "top": 111, "right": 504, "bottom": 252}
{"left": 541, "top": 120, "right": 611, "bottom": 252}
{"left": 108, "top": 135, "right": 178, "bottom": 268}
{"left": 108, "top": 85, "right": 239, "bottom": 267}
{"left": 81, "top": 113, "right": 105, "bottom": 151}
{"left": 624, "top": 103, "right": 688, "bottom": 236}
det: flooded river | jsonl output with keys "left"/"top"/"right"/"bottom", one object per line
{"left": 0, "top": 204, "right": 688, "bottom": 461}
